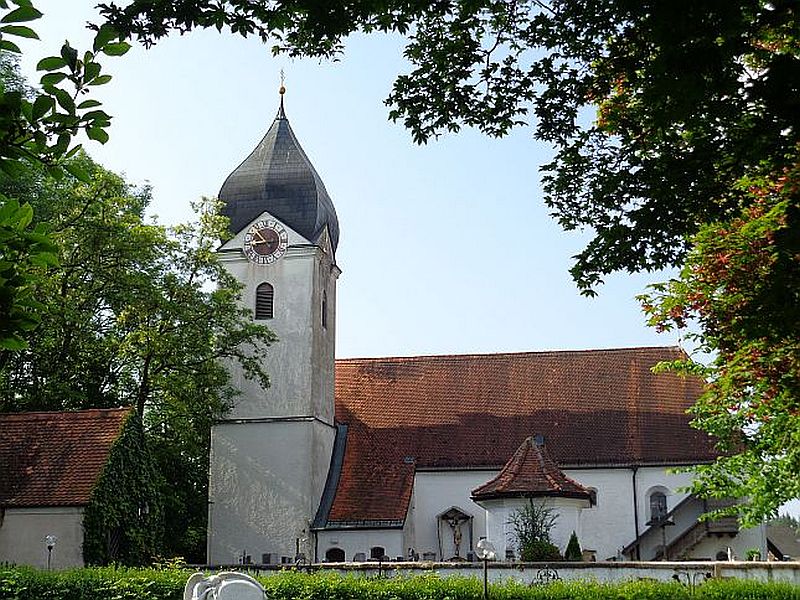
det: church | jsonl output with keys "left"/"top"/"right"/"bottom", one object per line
{"left": 206, "top": 89, "right": 766, "bottom": 566}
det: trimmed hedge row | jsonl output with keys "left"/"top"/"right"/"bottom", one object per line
{"left": 0, "top": 567, "right": 798, "bottom": 600}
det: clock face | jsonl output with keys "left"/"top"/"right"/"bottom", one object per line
{"left": 243, "top": 220, "right": 289, "bottom": 265}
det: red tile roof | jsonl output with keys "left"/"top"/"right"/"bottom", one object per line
{"left": 0, "top": 408, "right": 131, "bottom": 507}
{"left": 471, "top": 435, "right": 593, "bottom": 502}
{"left": 327, "top": 347, "right": 715, "bottom": 527}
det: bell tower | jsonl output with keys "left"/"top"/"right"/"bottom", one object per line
{"left": 207, "top": 87, "right": 340, "bottom": 564}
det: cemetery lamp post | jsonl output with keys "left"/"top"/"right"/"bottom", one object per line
{"left": 44, "top": 534, "right": 57, "bottom": 571}
{"left": 476, "top": 538, "right": 496, "bottom": 600}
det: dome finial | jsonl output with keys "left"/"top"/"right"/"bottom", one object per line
{"left": 278, "top": 69, "right": 286, "bottom": 118}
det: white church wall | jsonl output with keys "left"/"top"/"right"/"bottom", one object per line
{"left": 564, "top": 466, "right": 695, "bottom": 560}
{"left": 412, "top": 471, "right": 496, "bottom": 560}
{"left": 208, "top": 419, "right": 335, "bottom": 565}
{"left": 316, "top": 529, "right": 404, "bottom": 562}
{"left": 634, "top": 466, "right": 695, "bottom": 526}
{"left": 411, "top": 467, "right": 705, "bottom": 563}
{"left": 0, "top": 507, "right": 84, "bottom": 568}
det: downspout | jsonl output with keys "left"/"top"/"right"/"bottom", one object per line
{"left": 631, "top": 466, "right": 640, "bottom": 560}
{"left": 314, "top": 530, "right": 319, "bottom": 563}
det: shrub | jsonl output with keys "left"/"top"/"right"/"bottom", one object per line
{"left": 520, "top": 540, "right": 563, "bottom": 562}
{"left": 564, "top": 531, "right": 582, "bottom": 561}
{"left": 508, "top": 499, "right": 560, "bottom": 560}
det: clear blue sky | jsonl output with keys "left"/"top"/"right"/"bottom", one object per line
{"left": 21, "top": 1, "right": 680, "bottom": 360}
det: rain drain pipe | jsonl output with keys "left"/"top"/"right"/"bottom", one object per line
{"left": 631, "top": 466, "right": 641, "bottom": 560}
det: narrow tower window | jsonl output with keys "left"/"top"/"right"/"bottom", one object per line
{"left": 322, "top": 290, "right": 328, "bottom": 329}
{"left": 255, "top": 282, "right": 274, "bottom": 320}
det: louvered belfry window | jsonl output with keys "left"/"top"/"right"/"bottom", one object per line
{"left": 255, "top": 282, "right": 274, "bottom": 320}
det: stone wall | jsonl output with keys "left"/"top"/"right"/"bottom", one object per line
{"left": 199, "top": 560, "right": 800, "bottom": 585}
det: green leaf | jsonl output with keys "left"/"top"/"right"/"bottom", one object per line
{"left": 19, "top": 97, "right": 31, "bottom": 121}
{"left": 53, "top": 87, "right": 75, "bottom": 114}
{"left": 36, "top": 56, "right": 66, "bottom": 71}
{"left": 40, "top": 72, "right": 66, "bottom": 86}
{"left": 64, "top": 143, "right": 83, "bottom": 158}
{"left": 0, "top": 158, "right": 25, "bottom": 177}
{"left": 77, "top": 99, "right": 101, "bottom": 109}
{"left": 0, "top": 335, "right": 27, "bottom": 351}
{"left": 101, "top": 41, "right": 131, "bottom": 56}
{"left": 0, "top": 38, "right": 21, "bottom": 53}
{"left": 14, "top": 202, "right": 33, "bottom": 229}
{"left": 53, "top": 131, "right": 70, "bottom": 154}
{"left": 0, "top": 24, "right": 38, "bottom": 38}
{"left": 46, "top": 164, "right": 63, "bottom": 180}
{"left": 64, "top": 161, "right": 90, "bottom": 183}
{"left": 60, "top": 42, "right": 78, "bottom": 69}
{"left": 87, "top": 126, "right": 109, "bottom": 144}
{"left": 1, "top": 5, "right": 42, "bottom": 23}
{"left": 88, "top": 74, "right": 112, "bottom": 86}
{"left": 83, "top": 61, "right": 101, "bottom": 82}
{"left": 31, "top": 94, "right": 53, "bottom": 120}
{"left": 29, "top": 251, "right": 59, "bottom": 267}
{"left": 92, "top": 23, "right": 119, "bottom": 52}
{"left": 83, "top": 109, "right": 110, "bottom": 122}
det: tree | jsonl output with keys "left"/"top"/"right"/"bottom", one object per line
{"left": 0, "top": 197, "right": 57, "bottom": 357}
{"left": 0, "top": 0, "right": 128, "bottom": 352}
{"left": 641, "top": 161, "right": 800, "bottom": 527}
{"left": 0, "top": 153, "right": 277, "bottom": 560}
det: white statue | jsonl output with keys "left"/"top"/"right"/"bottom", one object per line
{"left": 184, "top": 572, "right": 266, "bottom": 600}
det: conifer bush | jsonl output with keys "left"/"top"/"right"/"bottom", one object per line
{"left": 564, "top": 532, "right": 582, "bottom": 561}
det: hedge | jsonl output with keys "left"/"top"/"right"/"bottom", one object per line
{"left": 0, "top": 567, "right": 798, "bottom": 600}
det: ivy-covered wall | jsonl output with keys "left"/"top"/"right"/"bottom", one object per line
{"left": 82, "top": 412, "right": 164, "bottom": 565}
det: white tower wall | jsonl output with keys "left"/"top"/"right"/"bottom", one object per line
{"left": 208, "top": 211, "right": 339, "bottom": 563}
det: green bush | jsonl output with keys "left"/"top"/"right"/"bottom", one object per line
{"left": 520, "top": 539, "right": 563, "bottom": 562}
{"left": 1, "top": 566, "right": 799, "bottom": 600}
{"left": 564, "top": 531, "right": 582, "bottom": 561}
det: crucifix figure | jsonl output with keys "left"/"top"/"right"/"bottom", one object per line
{"left": 448, "top": 516, "right": 464, "bottom": 558}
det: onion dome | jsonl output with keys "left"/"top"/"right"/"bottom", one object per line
{"left": 219, "top": 89, "right": 339, "bottom": 250}
{"left": 471, "top": 434, "right": 593, "bottom": 502}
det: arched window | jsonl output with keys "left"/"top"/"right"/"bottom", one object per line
{"left": 322, "top": 290, "right": 328, "bottom": 329}
{"left": 649, "top": 491, "right": 668, "bottom": 522}
{"left": 325, "top": 547, "right": 345, "bottom": 562}
{"left": 255, "top": 282, "right": 274, "bottom": 320}
{"left": 370, "top": 546, "right": 385, "bottom": 560}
